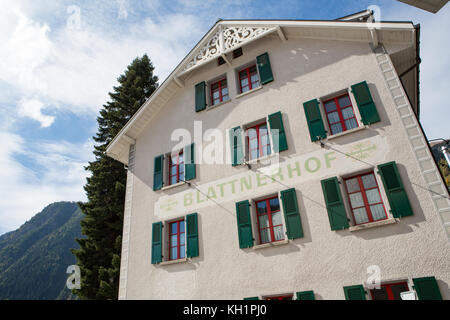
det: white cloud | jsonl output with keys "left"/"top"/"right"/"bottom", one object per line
{"left": 0, "top": 0, "right": 205, "bottom": 115}
{"left": 0, "top": 2, "right": 51, "bottom": 94}
{"left": 0, "top": 131, "right": 93, "bottom": 233}
{"left": 18, "top": 98, "right": 55, "bottom": 127}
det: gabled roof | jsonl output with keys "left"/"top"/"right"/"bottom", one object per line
{"left": 106, "top": 12, "right": 418, "bottom": 165}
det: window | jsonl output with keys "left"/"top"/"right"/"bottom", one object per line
{"left": 304, "top": 82, "right": 381, "bottom": 142}
{"left": 255, "top": 196, "right": 284, "bottom": 244}
{"left": 238, "top": 65, "right": 260, "bottom": 93}
{"left": 246, "top": 122, "right": 271, "bottom": 161}
{"left": 168, "top": 219, "right": 186, "bottom": 260}
{"left": 151, "top": 213, "right": 199, "bottom": 264}
{"left": 210, "top": 78, "right": 229, "bottom": 105}
{"left": 370, "top": 282, "right": 409, "bottom": 300}
{"left": 264, "top": 294, "right": 293, "bottom": 300}
{"left": 323, "top": 93, "right": 358, "bottom": 135}
{"left": 344, "top": 172, "right": 387, "bottom": 225}
{"left": 169, "top": 151, "right": 184, "bottom": 185}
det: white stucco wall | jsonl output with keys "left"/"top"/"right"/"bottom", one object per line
{"left": 121, "top": 35, "right": 450, "bottom": 300}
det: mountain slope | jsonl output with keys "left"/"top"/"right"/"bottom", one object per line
{"left": 0, "top": 202, "right": 83, "bottom": 300}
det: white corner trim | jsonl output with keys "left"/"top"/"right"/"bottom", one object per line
{"left": 118, "top": 144, "right": 136, "bottom": 300}
{"left": 349, "top": 218, "right": 397, "bottom": 232}
{"left": 374, "top": 46, "right": 450, "bottom": 241}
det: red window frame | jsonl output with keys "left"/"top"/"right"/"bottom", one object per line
{"left": 210, "top": 78, "right": 229, "bottom": 105}
{"left": 168, "top": 151, "right": 184, "bottom": 185}
{"left": 370, "top": 282, "right": 409, "bottom": 300}
{"left": 255, "top": 196, "right": 284, "bottom": 244}
{"left": 168, "top": 219, "right": 185, "bottom": 261}
{"left": 238, "top": 65, "right": 259, "bottom": 93}
{"left": 323, "top": 93, "right": 358, "bottom": 135}
{"left": 344, "top": 172, "right": 387, "bottom": 225}
{"left": 265, "top": 295, "right": 293, "bottom": 300}
{"left": 246, "top": 122, "right": 271, "bottom": 161}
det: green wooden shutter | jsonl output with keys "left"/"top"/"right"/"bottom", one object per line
{"left": 268, "top": 111, "right": 288, "bottom": 153}
{"left": 244, "top": 297, "right": 259, "bottom": 300}
{"left": 153, "top": 155, "right": 164, "bottom": 191}
{"left": 303, "top": 99, "right": 327, "bottom": 142}
{"left": 195, "top": 81, "right": 207, "bottom": 112}
{"left": 236, "top": 200, "right": 253, "bottom": 248}
{"left": 256, "top": 52, "right": 273, "bottom": 85}
{"left": 377, "top": 161, "right": 413, "bottom": 218}
{"left": 186, "top": 213, "right": 199, "bottom": 258}
{"left": 280, "top": 188, "right": 303, "bottom": 239}
{"left": 229, "top": 126, "right": 244, "bottom": 166}
{"left": 351, "top": 81, "right": 380, "bottom": 125}
{"left": 343, "top": 285, "right": 366, "bottom": 300}
{"left": 413, "top": 276, "right": 443, "bottom": 300}
{"left": 151, "top": 222, "right": 163, "bottom": 264}
{"left": 296, "top": 291, "right": 315, "bottom": 300}
{"left": 184, "top": 143, "right": 196, "bottom": 181}
{"left": 321, "top": 177, "right": 349, "bottom": 230}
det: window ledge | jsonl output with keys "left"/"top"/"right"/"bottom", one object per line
{"left": 349, "top": 218, "right": 397, "bottom": 232}
{"left": 252, "top": 239, "right": 289, "bottom": 250}
{"left": 235, "top": 86, "right": 263, "bottom": 99}
{"left": 245, "top": 153, "right": 278, "bottom": 165}
{"left": 207, "top": 98, "right": 232, "bottom": 111}
{"left": 161, "top": 181, "right": 186, "bottom": 191}
{"left": 159, "top": 258, "right": 188, "bottom": 266}
{"left": 325, "top": 125, "right": 368, "bottom": 141}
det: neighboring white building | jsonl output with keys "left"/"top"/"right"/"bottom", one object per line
{"left": 106, "top": 11, "right": 450, "bottom": 300}
{"left": 397, "top": 0, "right": 449, "bottom": 13}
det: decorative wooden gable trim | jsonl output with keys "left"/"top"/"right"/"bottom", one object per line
{"left": 179, "top": 25, "right": 277, "bottom": 75}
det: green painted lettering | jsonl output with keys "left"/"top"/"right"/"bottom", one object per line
{"left": 287, "top": 161, "right": 301, "bottom": 179}
{"left": 324, "top": 151, "right": 337, "bottom": 168}
{"left": 184, "top": 193, "right": 193, "bottom": 206}
{"left": 271, "top": 167, "right": 284, "bottom": 183}
{"left": 305, "top": 157, "right": 321, "bottom": 173}
{"left": 240, "top": 176, "right": 252, "bottom": 192}
{"left": 207, "top": 186, "right": 217, "bottom": 199}
{"left": 196, "top": 190, "right": 205, "bottom": 203}
{"left": 228, "top": 179, "right": 238, "bottom": 194}
{"left": 256, "top": 173, "right": 267, "bottom": 187}
{"left": 217, "top": 182, "right": 226, "bottom": 197}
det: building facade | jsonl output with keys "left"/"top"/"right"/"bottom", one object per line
{"left": 397, "top": 0, "right": 449, "bottom": 13}
{"left": 106, "top": 13, "right": 450, "bottom": 300}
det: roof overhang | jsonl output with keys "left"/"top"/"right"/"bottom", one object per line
{"left": 106, "top": 16, "right": 418, "bottom": 165}
{"left": 397, "top": 0, "right": 449, "bottom": 13}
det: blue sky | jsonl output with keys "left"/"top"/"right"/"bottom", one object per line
{"left": 0, "top": 0, "right": 449, "bottom": 235}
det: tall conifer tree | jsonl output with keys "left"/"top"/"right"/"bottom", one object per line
{"left": 72, "top": 54, "right": 158, "bottom": 299}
